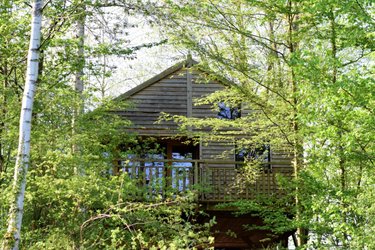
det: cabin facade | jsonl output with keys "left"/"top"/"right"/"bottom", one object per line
{"left": 115, "top": 59, "right": 294, "bottom": 249}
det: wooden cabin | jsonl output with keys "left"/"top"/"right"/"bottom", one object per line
{"left": 114, "top": 58, "right": 294, "bottom": 249}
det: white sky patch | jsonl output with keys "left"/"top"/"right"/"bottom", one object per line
{"left": 83, "top": 7, "right": 185, "bottom": 99}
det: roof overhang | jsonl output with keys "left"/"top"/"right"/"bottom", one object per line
{"left": 115, "top": 57, "right": 198, "bottom": 101}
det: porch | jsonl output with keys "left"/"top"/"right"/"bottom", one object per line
{"left": 114, "top": 158, "right": 293, "bottom": 203}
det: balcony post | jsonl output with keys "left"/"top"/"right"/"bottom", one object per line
{"left": 194, "top": 160, "right": 199, "bottom": 186}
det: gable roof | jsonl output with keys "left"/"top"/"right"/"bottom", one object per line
{"left": 115, "top": 57, "right": 198, "bottom": 101}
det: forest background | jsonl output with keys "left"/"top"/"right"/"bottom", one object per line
{"left": 0, "top": 0, "right": 374, "bottom": 249}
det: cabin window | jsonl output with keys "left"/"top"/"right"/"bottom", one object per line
{"left": 217, "top": 102, "right": 241, "bottom": 119}
{"left": 235, "top": 144, "right": 271, "bottom": 171}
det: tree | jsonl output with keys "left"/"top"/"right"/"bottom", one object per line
{"left": 156, "top": 0, "right": 374, "bottom": 247}
{"left": 2, "top": 0, "right": 43, "bottom": 249}
{"left": 0, "top": 1, "right": 213, "bottom": 249}
{"left": 72, "top": 1, "right": 86, "bottom": 163}
{"left": 156, "top": 0, "right": 309, "bottom": 245}
{"left": 295, "top": 1, "right": 374, "bottom": 247}
{"left": 0, "top": 0, "right": 31, "bottom": 184}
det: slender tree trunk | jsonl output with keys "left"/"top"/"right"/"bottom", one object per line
{"left": 101, "top": 53, "right": 107, "bottom": 99}
{"left": 72, "top": 5, "right": 85, "bottom": 173}
{"left": 287, "top": 0, "right": 308, "bottom": 246}
{"left": 74, "top": 15, "right": 85, "bottom": 97}
{"left": 2, "top": 1, "right": 43, "bottom": 249}
{"left": 0, "top": 64, "right": 8, "bottom": 176}
{"left": 329, "top": 9, "right": 349, "bottom": 247}
{"left": 267, "top": 20, "right": 283, "bottom": 89}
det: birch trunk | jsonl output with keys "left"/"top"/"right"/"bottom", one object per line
{"left": 2, "top": 1, "right": 43, "bottom": 249}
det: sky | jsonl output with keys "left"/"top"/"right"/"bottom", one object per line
{"left": 84, "top": 6, "right": 187, "bottom": 98}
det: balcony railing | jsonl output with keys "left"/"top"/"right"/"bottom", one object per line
{"left": 115, "top": 159, "right": 293, "bottom": 202}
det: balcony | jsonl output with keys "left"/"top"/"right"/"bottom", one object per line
{"left": 115, "top": 159, "right": 293, "bottom": 203}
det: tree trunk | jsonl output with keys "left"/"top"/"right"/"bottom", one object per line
{"left": 2, "top": 1, "right": 43, "bottom": 249}
{"left": 0, "top": 63, "right": 8, "bottom": 176}
{"left": 74, "top": 15, "right": 85, "bottom": 96}
{"left": 72, "top": 5, "right": 85, "bottom": 174}
{"left": 287, "top": 0, "right": 308, "bottom": 246}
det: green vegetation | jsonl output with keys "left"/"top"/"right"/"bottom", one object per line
{"left": 157, "top": 0, "right": 374, "bottom": 248}
{"left": 0, "top": 0, "right": 374, "bottom": 249}
{"left": 0, "top": 1, "right": 212, "bottom": 249}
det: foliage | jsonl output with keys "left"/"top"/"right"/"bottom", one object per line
{"left": 79, "top": 193, "right": 214, "bottom": 250}
{"left": 0, "top": 1, "right": 213, "bottom": 249}
{"left": 157, "top": 0, "right": 375, "bottom": 248}
{"left": 1, "top": 84, "right": 213, "bottom": 248}
{"left": 0, "top": 0, "right": 373, "bottom": 248}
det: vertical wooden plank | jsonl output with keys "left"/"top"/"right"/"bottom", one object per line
{"left": 217, "top": 168, "right": 220, "bottom": 201}
{"left": 186, "top": 69, "right": 193, "bottom": 117}
{"left": 214, "top": 168, "right": 219, "bottom": 201}
{"left": 142, "top": 164, "right": 147, "bottom": 200}
{"left": 166, "top": 144, "right": 172, "bottom": 189}
{"left": 227, "top": 169, "right": 231, "bottom": 201}
{"left": 194, "top": 161, "right": 198, "bottom": 186}
{"left": 161, "top": 166, "right": 165, "bottom": 199}
{"left": 219, "top": 169, "right": 222, "bottom": 201}
{"left": 213, "top": 168, "right": 217, "bottom": 200}
{"left": 112, "top": 159, "right": 119, "bottom": 175}
{"left": 213, "top": 167, "right": 216, "bottom": 200}
{"left": 245, "top": 173, "right": 249, "bottom": 199}
{"left": 183, "top": 168, "right": 187, "bottom": 191}
{"left": 174, "top": 167, "right": 178, "bottom": 192}
{"left": 268, "top": 170, "right": 271, "bottom": 194}
{"left": 148, "top": 165, "right": 153, "bottom": 200}
{"left": 176, "top": 167, "right": 180, "bottom": 191}
{"left": 156, "top": 166, "right": 160, "bottom": 196}
{"left": 262, "top": 170, "right": 266, "bottom": 195}
{"left": 200, "top": 162, "right": 204, "bottom": 200}
{"left": 220, "top": 169, "right": 224, "bottom": 201}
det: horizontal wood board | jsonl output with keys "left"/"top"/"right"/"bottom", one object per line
{"left": 119, "top": 63, "right": 293, "bottom": 171}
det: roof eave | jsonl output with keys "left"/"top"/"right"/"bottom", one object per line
{"left": 115, "top": 57, "right": 198, "bottom": 101}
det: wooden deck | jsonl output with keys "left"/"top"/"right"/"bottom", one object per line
{"left": 115, "top": 159, "right": 293, "bottom": 203}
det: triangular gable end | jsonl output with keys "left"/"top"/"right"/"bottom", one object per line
{"left": 115, "top": 57, "right": 226, "bottom": 137}
{"left": 115, "top": 57, "right": 198, "bottom": 101}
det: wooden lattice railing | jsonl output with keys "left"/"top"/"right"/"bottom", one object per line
{"left": 115, "top": 159, "right": 293, "bottom": 202}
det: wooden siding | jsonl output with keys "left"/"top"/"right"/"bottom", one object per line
{"left": 192, "top": 73, "right": 223, "bottom": 118}
{"left": 201, "top": 140, "right": 235, "bottom": 160}
{"left": 118, "top": 62, "right": 292, "bottom": 173}
{"left": 118, "top": 69, "right": 188, "bottom": 135}
{"left": 118, "top": 64, "right": 232, "bottom": 162}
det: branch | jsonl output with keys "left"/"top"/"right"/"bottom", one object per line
{"left": 42, "top": 0, "right": 52, "bottom": 11}
{"left": 355, "top": 0, "right": 375, "bottom": 22}
{"left": 80, "top": 214, "right": 112, "bottom": 242}
{"left": 340, "top": 87, "right": 373, "bottom": 114}
{"left": 260, "top": 108, "right": 294, "bottom": 147}
{"left": 341, "top": 49, "right": 373, "bottom": 67}
{"left": 24, "top": 2, "right": 32, "bottom": 8}
{"left": 208, "top": 0, "right": 289, "bottom": 58}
